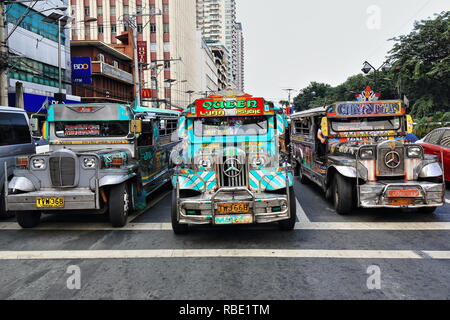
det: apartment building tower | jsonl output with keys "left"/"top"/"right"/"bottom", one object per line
{"left": 71, "top": 0, "right": 199, "bottom": 109}
{"left": 196, "top": 0, "right": 239, "bottom": 90}
{"left": 235, "top": 22, "right": 244, "bottom": 92}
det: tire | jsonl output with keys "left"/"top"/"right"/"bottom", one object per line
{"left": 16, "top": 211, "right": 41, "bottom": 228}
{"left": 279, "top": 187, "right": 296, "bottom": 231}
{"left": 333, "top": 174, "right": 353, "bottom": 215}
{"left": 109, "top": 182, "right": 131, "bottom": 228}
{"left": 171, "top": 189, "right": 188, "bottom": 234}
{"left": 297, "top": 162, "right": 309, "bottom": 184}
{"left": 0, "top": 188, "right": 15, "bottom": 219}
{"left": 420, "top": 206, "right": 438, "bottom": 214}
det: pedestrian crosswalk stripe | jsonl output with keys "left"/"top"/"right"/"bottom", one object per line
{"left": 1, "top": 221, "right": 450, "bottom": 231}
{"left": 0, "top": 249, "right": 448, "bottom": 260}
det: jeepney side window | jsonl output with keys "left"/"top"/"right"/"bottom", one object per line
{"left": 137, "top": 120, "right": 153, "bottom": 146}
{"left": 294, "top": 118, "right": 311, "bottom": 136}
{"left": 159, "top": 119, "right": 178, "bottom": 138}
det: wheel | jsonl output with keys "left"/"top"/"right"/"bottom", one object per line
{"left": 333, "top": 174, "right": 353, "bottom": 215}
{"left": 0, "top": 188, "right": 15, "bottom": 219}
{"left": 109, "top": 182, "right": 131, "bottom": 228}
{"left": 420, "top": 206, "right": 438, "bottom": 214}
{"left": 279, "top": 187, "right": 296, "bottom": 231}
{"left": 171, "top": 189, "right": 188, "bottom": 234}
{"left": 297, "top": 161, "right": 309, "bottom": 184}
{"left": 16, "top": 211, "right": 41, "bottom": 228}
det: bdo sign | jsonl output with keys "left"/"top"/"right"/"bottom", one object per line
{"left": 72, "top": 57, "right": 92, "bottom": 84}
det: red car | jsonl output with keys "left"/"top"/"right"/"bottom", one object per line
{"left": 417, "top": 127, "right": 450, "bottom": 182}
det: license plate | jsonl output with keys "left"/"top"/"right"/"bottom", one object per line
{"left": 388, "top": 198, "right": 415, "bottom": 206}
{"left": 214, "top": 215, "right": 253, "bottom": 225}
{"left": 36, "top": 197, "right": 65, "bottom": 208}
{"left": 217, "top": 202, "right": 250, "bottom": 215}
{"left": 387, "top": 190, "right": 420, "bottom": 198}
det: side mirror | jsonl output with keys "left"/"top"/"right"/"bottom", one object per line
{"left": 130, "top": 120, "right": 142, "bottom": 134}
{"left": 406, "top": 115, "right": 414, "bottom": 133}
{"left": 30, "top": 117, "right": 39, "bottom": 132}
{"left": 320, "top": 117, "right": 329, "bottom": 137}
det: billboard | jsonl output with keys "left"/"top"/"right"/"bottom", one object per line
{"left": 72, "top": 57, "right": 92, "bottom": 84}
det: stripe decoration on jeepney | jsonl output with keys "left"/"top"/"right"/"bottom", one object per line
{"left": 276, "top": 114, "right": 285, "bottom": 135}
{"left": 249, "top": 170, "right": 293, "bottom": 191}
{"left": 173, "top": 171, "right": 217, "bottom": 191}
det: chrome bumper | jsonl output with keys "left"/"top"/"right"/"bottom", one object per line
{"left": 6, "top": 189, "right": 99, "bottom": 211}
{"left": 177, "top": 187, "right": 291, "bottom": 225}
{"left": 358, "top": 181, "right": 445, "bottom": 208}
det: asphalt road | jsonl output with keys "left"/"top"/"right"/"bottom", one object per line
{"left": 0, "top": 182, "right": 449, "bottom": 300}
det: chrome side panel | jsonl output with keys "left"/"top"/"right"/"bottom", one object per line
{"left": 8, "top": 176, "right": 36, "bottom": 192}
{"left": 419, "top": 162, "right": 443, "bottom": 178}
{"left": 99, "top": 173, "right": 136, "bottom": 188}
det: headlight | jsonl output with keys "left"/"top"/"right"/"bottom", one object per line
{"left": 83, "top": 157, "right": 96, "bottom": 169}
{"left": 407, "top": 146, "right": 423, "bottom": 158}
{"left": 31, "top": 158, "right": 45, "bottom": 169}
{"left": 359, "top": 147, "right": 375, "bottom": 160}
{"left": 200, "top": 158, "right": 212, "bottom": 169}
{"left": 249, "top": 153, "right": 270, "bottom": 169}
{"left": 194, "top": 155, "right": 213, "bottom": 170}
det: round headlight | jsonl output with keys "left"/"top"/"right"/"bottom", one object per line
{"left": 32, "top": 158, "right": 45, "bottom": 169}
{"left": 252, "top": 157, "right": 265, "bottom": 167}
{"left": 359, "top": 148, "right": 375, "bottom": 160}
{"left": 200, "top": 158, "right": 212, "bottom": 169}
{"left": 83, "top": 157, "right": 96, "bottom": 168}
{"left": 407, "top": 146, "right": 422, "bottom": 158}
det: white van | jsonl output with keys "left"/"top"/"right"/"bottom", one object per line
{"left": 0, "top": 106, "right": 35, "bottom": 218}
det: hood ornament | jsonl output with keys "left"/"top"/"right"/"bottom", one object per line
{"left": 385, "top": 151, "right": 401, "bottom": 169}
{"left": 223, "top": 157, "right": 242, "bottom": 178}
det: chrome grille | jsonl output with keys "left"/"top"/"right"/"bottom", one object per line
{"left": 216, "top": 156, "right": 248, "bottom": 187}
{"left": 377, "top": 147, "right": 405, "bottom": 177}
{"left": 49, "top": 156, "right": 76, "bottom": 187}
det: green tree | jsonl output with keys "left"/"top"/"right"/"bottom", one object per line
{"left": 388, "top": 11, "right": 450, "bottom": 117}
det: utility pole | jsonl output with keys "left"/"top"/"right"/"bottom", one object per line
{"left": 283, "top": 88, "right": 296, "bottom": 108}
{"left": 126, "top": 10, "right": 162, "bottom": 107}
{"left": 0, "top": 1, "right": 9, "bottom": 106}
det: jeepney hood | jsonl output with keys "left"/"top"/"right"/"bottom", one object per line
{"left": 328, "top": 135, "right": 406, "bottom": 158}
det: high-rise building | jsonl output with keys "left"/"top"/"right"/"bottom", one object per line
{"left": 235, "top": 22, "right": 244, "bottom": 92}
{"left": 196, "top": 0, "right": 238, "bottom": 89}
{"left": 71, "top": 0, "right": 199, "bottom": 109}
{"left": 5, "top": 0, "right": 81, "bottom": 112}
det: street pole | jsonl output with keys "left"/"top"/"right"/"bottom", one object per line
{"left": 57, "top": 18, "right": 61, "bottom": 95}
{"left": 132, "top": 26, "right": 140, "bottom": 107}
{"left": 0, "top": 2, "right": 9, "bottom": 106}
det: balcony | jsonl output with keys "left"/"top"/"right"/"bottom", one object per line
{"left": 92, "top": 61, "right": 133, "bottom": 84}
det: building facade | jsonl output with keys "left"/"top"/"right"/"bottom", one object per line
{"left": 196, "top": 0, "right": 238, "bottom": 89}
{"left": 5, "top": 0, "right": 81, "bottom": 112}
{"left": 71, "top": 0, "right": 199, "bottom": 109}
{"left": 71, "top": 40, "right": 134, "bottom": 103}
{"left": 196, "top": 33, "right": 219, "bottom": 99}
{"left": 235, "top": 22, "right": 244, "bottom": 92}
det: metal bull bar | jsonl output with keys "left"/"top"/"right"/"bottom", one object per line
{"left": 210, "top": 186, "right": 256, "bottom": 224}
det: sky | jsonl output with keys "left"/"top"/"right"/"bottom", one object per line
{"left": 236, "top": 0, "right": 450, "bottom": 103}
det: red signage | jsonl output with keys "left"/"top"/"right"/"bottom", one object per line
{"left": 387, "top": 190, "right": 420, "bottom": 198}
{"left": 141, "top": 88, "right": 152, "bottom": 98}
{"left": 194, "top": 98, "right": 266, "bottom": 117}
{"left": 137, "top": 41, "right": 148, "bottom": 65}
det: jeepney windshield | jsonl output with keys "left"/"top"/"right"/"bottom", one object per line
{"left": 194, "top": 116, "right": 268, "bottom": 137}
{"left": 55, "top": 121, "right": 129, "bottom": 138}
{"left": 331, "top": 116, "right": 401, "bottom": 132}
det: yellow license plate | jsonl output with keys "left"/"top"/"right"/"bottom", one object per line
{"left": 217, "top": 202, "right": 250, "bottom": 215}
{"left": 388, "top": 198, "right": 414, "bottom": 206}
{"left": 36, "top": 197, "right": 65, "bottom": 208}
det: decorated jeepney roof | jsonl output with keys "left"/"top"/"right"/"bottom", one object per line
{"left": 185, "top": 93, "right": 276, "bottom": 118}
{"left": 47, "top": 103, "right": 131, "bottom": 121}
{"left": 291, "top": 106, "right": 328, "bottom": 118}
{"left": 326, "top": 100, "right": 405, "bottom": 118}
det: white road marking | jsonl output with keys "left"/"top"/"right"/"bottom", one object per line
{"left": 2, "top": 221, "right": 450, "bottom": 231}
{"left": 445, "top": 198, "right": 450, "bottom": 204}
{"left": 295, "top": 198, "right": 310, "bottom": 223}
{"left": 2, "top": 249, "right": 448, "bottom": 260}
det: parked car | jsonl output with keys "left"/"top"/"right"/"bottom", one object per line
{"left": 417, "top": 127, "right": 450, "bottom": 182}
{"left": 0, "top": 106, "right": 36, "bottom": 218}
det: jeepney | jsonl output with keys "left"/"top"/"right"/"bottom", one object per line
{"left": 5, "top": 103, "right": 180, "bottom": 228}
{"left": 290, "top": 96, "right": 445, "bottom": 214}
{"left": 170, "top": 93, "right": 295, "bottom": 234}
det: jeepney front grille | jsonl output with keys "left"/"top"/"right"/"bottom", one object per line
{"left": 377, "top": 147, "right": 405, "bottom": 177}
{"left": 216, "top": 156, "right": 248, "bottom": 187}
{"left": 49, "top": 156, "right": 76, "bottom": 187}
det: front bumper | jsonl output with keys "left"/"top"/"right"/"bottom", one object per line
{"left": 177, "top": 187, "right": 291, "bottom": 225}
{"left": 358, "top": 181, "right": 445, "bottom": 208}
{"left": 6, "top": 189, "right": 98, "bottom": 211}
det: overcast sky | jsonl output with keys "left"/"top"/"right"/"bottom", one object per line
{"left": 236, "top": 0, "right": 450, "bottom": 103}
